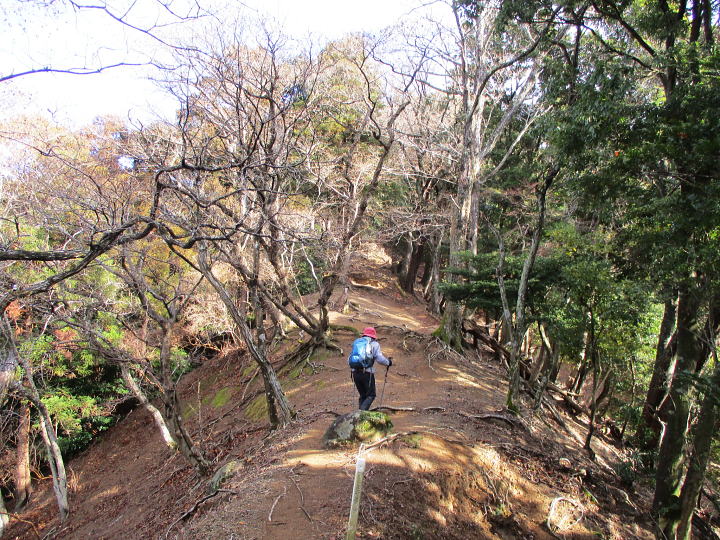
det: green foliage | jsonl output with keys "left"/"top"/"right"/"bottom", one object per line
{"left": 15, "top": 320, "right": 128, "bottom": 461}
{"left": 170, "top": 347, "right": 191, "bottom": 380}
{"left": 58, "top": 416, "right": 117, "bottom": 457}
{"left": 442, "top": 250, "right": 563, "bottom": 316}
{"left": 614, "top": 450, "right": 649, "bottom": 488}
{"left": 42, "top": 392, "right": 100, "bottom": 435}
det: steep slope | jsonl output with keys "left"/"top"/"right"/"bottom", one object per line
{"left": 6, "top": 259, "right": 653, "bottom": 540}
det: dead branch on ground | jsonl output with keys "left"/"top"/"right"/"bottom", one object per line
{"left": 288, "top": 473, "right": 313, "bottom": 523}
{"left": 458, "top": 410, "right": 528, "bottom": 430}
{"left": 267, "top": 486, "right": 288, "bottom": 522}
{"left": 545, "top": 497, "right": 584, "bottom": 537}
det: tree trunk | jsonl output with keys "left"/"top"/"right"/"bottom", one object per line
{"left": 572, "top": 327, "right": 591, "bottom": 394}
{"left": 621, "top": 357, "right": 638, "bottom": 440}
{"left": 401, "top": 240, "right": 424, "bottom": 293}
{"left": 425, "top": 229, "right": 444, "bottom": 315}
{"left": 639, "top": 296, "right": 678, "bottom": 449}
{"left": 583, "top": 313, "right": 598, "bottom": 458}
{"left": 36, "top": 400, "right": 69, "bottom": 521}
{"left": 198, "top": 245, "right": 294, "bottom": 428}
{"left": 397, "top": 234, "right": 414, "bottom": 285}
{"left": 262, "top": 295, "right": 286, "bottom": 342}
{"left": 595, "top": 370, "right": 615, "bottom": 418}
{"left": 528, "top": 337, "right": 547, "bottom": 385}
{"left": 676, "top": 356, "right": 720, "bottom": 540}
{"left": 13, "top": 401, "right": 32, "bottom": 512}
{"left": 420, "top": 240, "right": 434, "bottom": 287}
{"left": 163, "top": 387, "right": 209, "bottom": 476}
{"left": 0, "top": 317, "right": 20, "bottom": 408}
{"left": 0, "top": 492, "right": 8, "bottom": 538}
{"left": 533, "top": 323, "right": 558, "bottom": 409}
{"left": 6, "top": 317, "right": 69, "bottom": 522}
{"left": 120, "top": 365, "right": 177, "bottom": 449}
{"left": 329, "top": 251, "right": 353, "bottom": 314}
{"left": 153, "top": 321, "right": 210, "bottom": 477}
{"left": 502, "top": 170, "right": 555, "bottom": 411}
{"left": 653, "top": 282, "right": 705, "bottom": 538}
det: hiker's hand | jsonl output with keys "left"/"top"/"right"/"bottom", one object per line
{"left": 387, "top": 357, "right": 393, "bottom": 367}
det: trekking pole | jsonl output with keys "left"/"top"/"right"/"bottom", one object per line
{"left": 377, "top": 365, "right": 390, "bottom": 409}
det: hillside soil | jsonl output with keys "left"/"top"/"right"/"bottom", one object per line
{"left": 5, "top": 253, "right": 655, "bottom": 539}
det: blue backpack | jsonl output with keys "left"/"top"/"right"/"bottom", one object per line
{"left": 348, "top": 336, "right": 374, "bottom": 369}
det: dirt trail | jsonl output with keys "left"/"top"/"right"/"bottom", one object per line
{"left": 6, "top": 262, "right": 653, "bottom": 539}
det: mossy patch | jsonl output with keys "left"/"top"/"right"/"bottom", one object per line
{"left": 403, "top": 433, "right": 423, "bottom": 449}
{"left": 310, "top": 348, "right": 329, "bottom": 363}
{"left": 198, "top": 373, "right": 221, "bottom": 392}
{"left": 208, "top": 460, "right": 241, "bottom": 493}
{"left": 241, "top": 364, "right": 257, "bottom": 378}
{"left": 244, "top": 395, "right": 267, "bottom": 421}
{"left": 329, "top": 324, "right": 360, "bottom": 335}
{"left": 210, "top": 387, "right": 232, "bottom": 408}
{"left": 181, "top": 404, "right": 197, "bottom": 419}
{"left": 288, "top": 364, "right": 309, "bottom": 379}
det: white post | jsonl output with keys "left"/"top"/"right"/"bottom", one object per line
{"left": 346, "top": 456, "right": 367, "bottom": 540}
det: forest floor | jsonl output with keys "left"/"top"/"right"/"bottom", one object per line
{"left": 5, "top": 248, "right": 656, "bottom": 539}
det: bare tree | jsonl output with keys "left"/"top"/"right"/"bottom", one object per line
{"left": 63, "top": 241, "right": 210, "bottom": 475}
{"left": 399, "top": 1, "right": 557, "bottom": 348}
{"left": 2, "top": 0, "right": 207, "bottom": 84}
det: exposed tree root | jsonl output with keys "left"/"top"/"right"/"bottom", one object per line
{"left": 458, "top": 410, "right": 528, "bottom": 431}
{"left": 373, "top": 406, "right": 416, "bottom": 412}
{"left": 360, "top": 429, "right": 473, "bottom": 453}
{"left": 693, "top": 513, "right": 720, "bottom": 540}
{"left": 282, "top": 338, "right": 342, "bottom": 374}
{"left": 539, "top": 396, "right": 571, "bottom": 433}
{"left": 360, "top": 431, "right": 421, "bottom": 451}
{"left": 372, "top": 405, "right": 445, "bottom": 413}
{"left": 317, "top": 410, "right": 341, "bottom": 417}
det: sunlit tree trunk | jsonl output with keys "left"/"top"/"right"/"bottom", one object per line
{"left": 676, "top": 355, "right": 720, "bottom": 540}
{"left": 638, "top": 296, "right": 677, "bottom": 449}
{"left": 35, "top": 399, "right": 69, "bottom": 521}
{"left": 0, "top": 318, "right": 19, "bottom": 408}
{"left": 198, "top": 244, "right": 294, "bottom": 428}
{"left": 13, "top": 401, "right": 32, "bottom": 512}
{"left": 120, "top": 365, "right": 176, "bottom": 449}
{"left": 426, "top": 230, "right": 444, "bottom": 315}
{"left": 583, "top": 312, "right": 598, "bottom": 457}
{"left": 0, "top": 493, "right": 8, "bottom": 538}
{"left": 4, "top": 316, "right": 69, "bottom": 522}
{"left": 653, "top": 281, "right": 704, "bottom": 538}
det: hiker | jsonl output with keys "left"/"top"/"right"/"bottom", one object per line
{"left": 348, "top": 327, "right": 392, "bottom": 410}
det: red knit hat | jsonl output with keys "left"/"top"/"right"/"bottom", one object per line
{"left": 362, "top": 327, "right": 377, "bottom": 339}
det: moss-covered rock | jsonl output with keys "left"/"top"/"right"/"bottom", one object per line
{"left": 323, "top": 411, "right": 393, "bottom": 448}
{"left": 208, "top": 460, "right": 240, "bottom": 493}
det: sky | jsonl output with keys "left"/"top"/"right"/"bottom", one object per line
{"left": 1, "top": 0, "right": 441, "bottom": 128}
